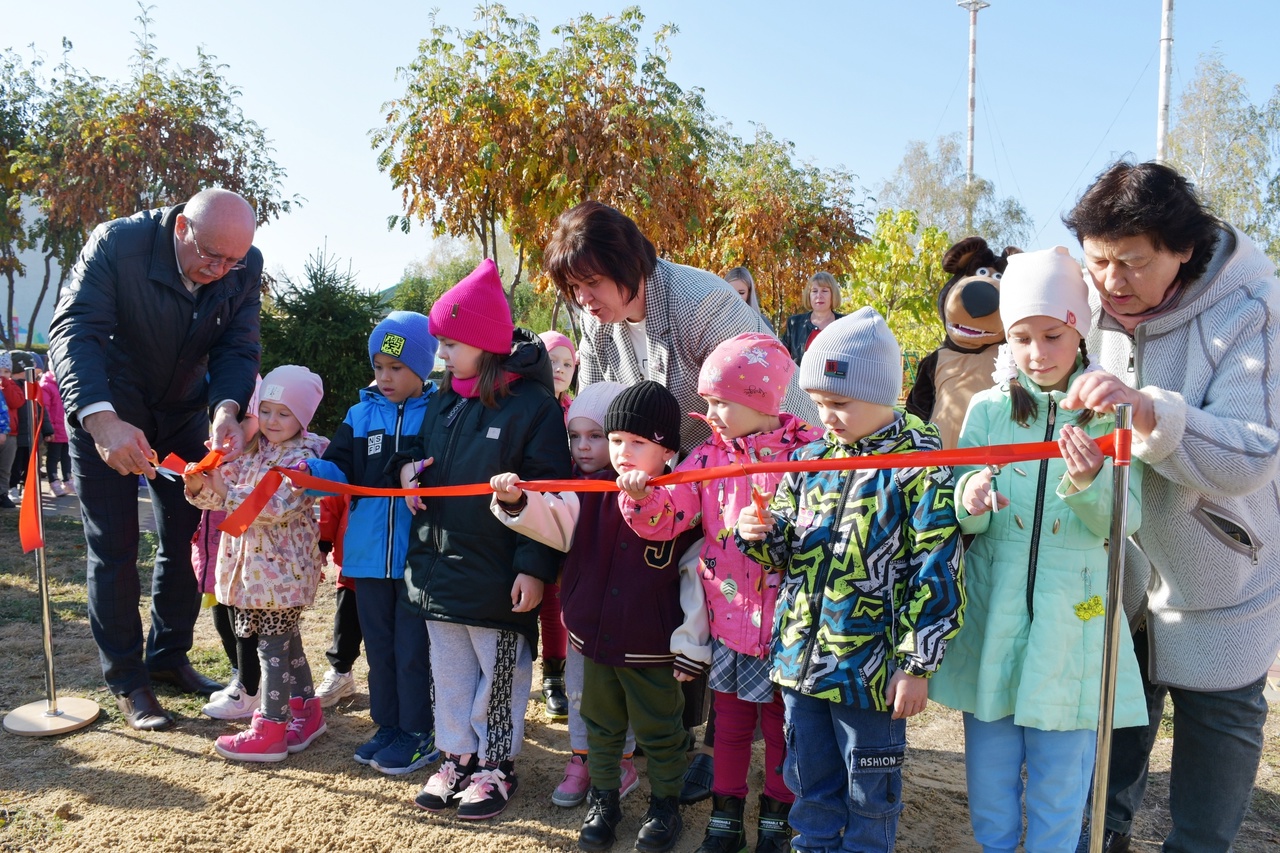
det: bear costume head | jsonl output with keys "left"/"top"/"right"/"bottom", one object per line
{"left": 937, "top": 236, "right": 1020, "bottom": 353}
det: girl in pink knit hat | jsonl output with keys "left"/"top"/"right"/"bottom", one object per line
{"left": 184, "top": 364, "right": 330, "bottom": 763}
{"left": 535, "top": 329, "right": 579, "bottom": 724}
{"left": 618, "top": 332, "right": 824, "bottom": 853}
{"left": 399, "top": 259, "right": 572, "bottom": 820}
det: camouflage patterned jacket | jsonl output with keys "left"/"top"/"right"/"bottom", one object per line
{"left": 736, "top": 412, "right": 964, "bottom": 710}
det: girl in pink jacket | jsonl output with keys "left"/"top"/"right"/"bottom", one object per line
{"left": 185, "top": 365, "right": 329, "bottom": 763}
{"left": 618, "top": 333, "right": 822, "bottom": 853}
{"left": 38, "top": 367, "right": 72, "bottom": 496}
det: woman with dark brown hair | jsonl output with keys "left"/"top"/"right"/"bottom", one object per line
{"left": 543, "top": 201, "right": 819, "bottom": 836}
{"left": 1062, "top": 160, "right": 1280, "bottom": 853}
{"left": 544, "top": 201, "right": 816, "bottom": 453}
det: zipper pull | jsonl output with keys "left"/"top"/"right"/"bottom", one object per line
{"left": 1048, "top": 398, "right": 1056, "bottom": 426}
{"left": 1128, "top": 351, "right": 1135, "bottom": 373}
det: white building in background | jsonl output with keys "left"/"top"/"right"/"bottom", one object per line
{"left": 7, "top": 200, "right": 61, "bottom": 348}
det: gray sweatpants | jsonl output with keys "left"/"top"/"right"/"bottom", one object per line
{"left": 567, "top": 645, "right": 635, "bottom": 755}
{"left": 427, "top": 621, "right": 532, "bottom": 764}
{"left": 0, "top": 436, "right": 17, "bottom": 491}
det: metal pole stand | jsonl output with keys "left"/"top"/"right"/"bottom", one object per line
{"left": 1087, "top": 403, "right": 1133, "bottom": 852}
{"left": 3, "top": 365, "right": 99, "bottom": 736}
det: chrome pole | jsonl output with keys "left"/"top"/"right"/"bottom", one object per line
{"left": 1089, "top": 402, "right": 1133, "bottom": 852}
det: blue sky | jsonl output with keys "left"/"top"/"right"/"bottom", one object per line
{"left": 8, "top": 1, "right": 1279, "bottom": 296}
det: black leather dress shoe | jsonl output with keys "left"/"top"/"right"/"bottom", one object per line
{"left": 116, "top": 687, "right": 175, "bottom": 731}
{"left": 149, "top": 663, "right": 223, "bottom": 696}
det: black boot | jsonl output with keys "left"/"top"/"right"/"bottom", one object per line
{"left": 578, "top": 787, "right": 622, "bottom": 852}
{"left": 694, "top": 794, "right": 746, "bottom": 853}
{"left": 755, "top": 794, "right": 793, "bottom": 853}
{"left": 635, "top": 794, "right": 682, "bottom": 853}
{"left": 542, "top": 657, "right": 569, "bottom": 720}
{"left": 679, "top": 752, "right": 714, "bottom": 804}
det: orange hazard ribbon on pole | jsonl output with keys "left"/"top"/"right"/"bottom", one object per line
{"left": 18, "top": 384, "right": 45, "bottom": 553}
{"left": 209, "top": 432, "right": 1119, "bottom": 538}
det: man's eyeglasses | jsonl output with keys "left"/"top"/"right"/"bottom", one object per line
{"left": 186, "top": 220, "right": 247, "bottom": 272}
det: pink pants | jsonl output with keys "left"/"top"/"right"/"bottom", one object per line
{"left": 712, "top": 688, "right": 792, "bottom": 802}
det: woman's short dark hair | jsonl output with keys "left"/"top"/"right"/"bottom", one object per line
{"left": 1062, "top": 160, "right": 1222, "bottom": 285}
{"left": 543, "top": 201, "right": 658, "bottom": 304}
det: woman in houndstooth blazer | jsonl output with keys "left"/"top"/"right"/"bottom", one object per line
{"left": 543, "top": 201, "right": 818, "bottom": 456}
{"left": 543, "top": 200, "right": 820, "bottom": 809}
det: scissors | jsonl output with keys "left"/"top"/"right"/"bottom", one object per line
{"left": 146, "top": 451, "right": 180, "bottom": 480}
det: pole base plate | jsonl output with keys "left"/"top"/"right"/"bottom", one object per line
{"left": 4, "top": 697, "right": 100, "bottom": 737}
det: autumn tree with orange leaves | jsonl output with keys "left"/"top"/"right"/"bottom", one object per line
{"left": 376, "top": 4, "right": 716, "bottom": 299}
{"left": 679, "top": 125, "right": 870, "bottom": 328}
{"left": 377, "top": 4, "right": 878, "bottom": 331}
{"left": 4, "top": 7, "right": 296, "bottom": 347}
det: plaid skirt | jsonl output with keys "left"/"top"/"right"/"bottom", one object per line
{"left": 707, "top": 639, "right": 775, "bottom": 703}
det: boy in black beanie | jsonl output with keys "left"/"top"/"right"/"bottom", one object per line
{"left": 489, "top": 380, "right": 709, "bottom": 853}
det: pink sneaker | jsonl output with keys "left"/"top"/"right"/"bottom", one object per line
{"left": 552, "top": 754, "right": 591, "bottom": 807}
{"left": 214, "top": 710, "right": 287, "bottom": 762}
{"left": 286, "top": 696, "right": 327, "bottom": 754}
{"left": 620, "top": 756, "right": 640, "bottom": 799}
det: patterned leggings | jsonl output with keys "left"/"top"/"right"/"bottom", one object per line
{"left": 257, "top": 629, "right": 315, "bottom": 722}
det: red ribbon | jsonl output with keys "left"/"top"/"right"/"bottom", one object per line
{"left": 161, "top": 448, "right": 224, "bottom": 476}
{"left": 209, "top": 432, "right": 1123, "bottom": 538}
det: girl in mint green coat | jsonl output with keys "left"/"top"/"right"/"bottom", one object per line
{"left": 929, "top": 247, "right": 1147, "bottom": 853}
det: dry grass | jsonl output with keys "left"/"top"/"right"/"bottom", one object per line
{"left": 0, "top": 510, "right": 1277, "bottom": 852}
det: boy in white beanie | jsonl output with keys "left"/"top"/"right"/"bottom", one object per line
{"left": 736, "top": 307, "right": 964, "bottom": 853}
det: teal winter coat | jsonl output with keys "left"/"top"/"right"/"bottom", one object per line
{"left": 929, "top": 364, "right": 1148, "bottom": 731}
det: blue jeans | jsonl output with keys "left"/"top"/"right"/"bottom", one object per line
{"left": 1103, "top": 623, "right": 1269, "bottom": 852}
{"left": 963, "top": 714, "right": 1095, "bottom": 853}
{"left": 782, "top": 687, "right": 905, "bottom": 853}
{"left": 354, "top": 577, "right": 433, "bottom": 734}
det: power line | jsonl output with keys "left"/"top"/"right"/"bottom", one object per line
{"left": 1032, "top": 45, "right": 1159, "bottom": 243}
{"left": 930, "top": 69, "right": 966, "bottom": 142}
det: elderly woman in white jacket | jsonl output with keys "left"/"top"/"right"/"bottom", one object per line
{"left": 1062, "top": 160, "right": 1280, "bottom": 853}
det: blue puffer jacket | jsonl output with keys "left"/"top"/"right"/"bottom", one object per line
{"left": 307, "top": 384, "right": 433, "bottom": 580}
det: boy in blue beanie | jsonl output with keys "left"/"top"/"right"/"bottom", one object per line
{"left": 306, "top": 311, "right": 442, "bottom": 775}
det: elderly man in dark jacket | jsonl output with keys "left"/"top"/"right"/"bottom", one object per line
{"left": 48, "top": 188, "right": 262, "bottom": 731}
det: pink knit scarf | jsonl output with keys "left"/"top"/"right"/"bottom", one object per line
{"left": 451, "top": 372, "right": 518, "bottom": 399}
{"left": 1104, "top": 282, "right": 1185, "bottom": 334}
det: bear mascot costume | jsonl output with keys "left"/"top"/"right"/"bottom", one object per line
{"left": 905, "top": 236, "right": 1019, "bottom": 449}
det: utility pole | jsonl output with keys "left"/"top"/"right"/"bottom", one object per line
{"left": 1156, "top": 0, "right": 1175, "bottom": 162}
{"left": 957, "top": 0, "right": 989, "bottom": 232}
